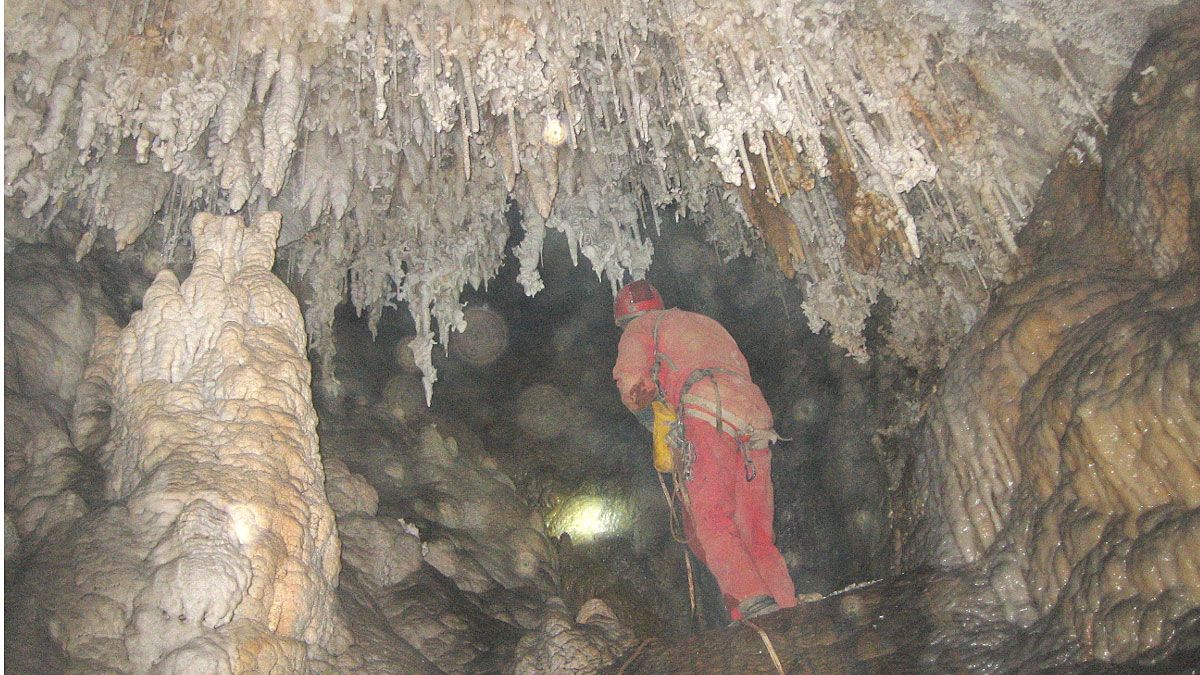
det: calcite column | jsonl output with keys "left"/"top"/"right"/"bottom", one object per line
{"left": 106, "top": 212, "right": 344, "bottom": 671}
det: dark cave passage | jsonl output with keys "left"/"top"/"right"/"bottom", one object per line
{"left": 308, "top": 213, "right": 898, "bottom": 648}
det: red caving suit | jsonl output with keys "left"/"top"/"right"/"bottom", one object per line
{"left": 613, "top": 308, "right": 796, "bottom": 619}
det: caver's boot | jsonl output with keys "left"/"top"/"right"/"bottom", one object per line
{"left": 736, "top": 594, "right": 780, "bottom": 621}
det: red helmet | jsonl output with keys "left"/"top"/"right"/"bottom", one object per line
{"left": 614, "top": 280, "right": 664, "bottom": 325}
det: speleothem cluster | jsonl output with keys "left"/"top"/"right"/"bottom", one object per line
{"left": 9, "top": 214, "right": 348, "bottom": 671}
{"left": 5, "top": 0, "right": 1177, "bottom": 398}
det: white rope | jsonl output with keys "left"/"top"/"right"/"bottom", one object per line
{"left": 742, "top": 619, "right": 786, "bottom": 675}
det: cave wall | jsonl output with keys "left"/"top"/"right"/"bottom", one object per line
{"left": 895, "top": 15, "right": 1200, "bottom": 663}
{"left": 5, "top": 246, "right": 122, "bottom": 553}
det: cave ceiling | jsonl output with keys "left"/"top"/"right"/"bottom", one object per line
{"left": 3, "top": 0, "right": 1179, "bottom": 396}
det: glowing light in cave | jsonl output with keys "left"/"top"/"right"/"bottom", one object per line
{"left": 546, "top": 495, "right": 627, "bottom": 543}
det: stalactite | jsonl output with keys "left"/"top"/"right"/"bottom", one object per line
{"left": 3, "top": 0, "right": 1169, "bottom": 381}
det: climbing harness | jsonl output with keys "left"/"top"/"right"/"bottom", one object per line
{"left": 679, "top": 366, "right": 762, "bottom": 482}
{"left": 649, "top": 310, "right": 778, "bottom": 484}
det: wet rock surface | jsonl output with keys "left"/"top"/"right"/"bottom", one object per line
{"left": 314, "top": 404, "right": 655, "bottom": 672}
{"left": 513, "top": 598, "right": 637, "bottom": 674}
{"left": 898, "top": 14, "right": 1200, "bottom": 668}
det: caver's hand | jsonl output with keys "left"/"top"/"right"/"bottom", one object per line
{"left": 629, "top": 379, "right": 657, "bottom": 410}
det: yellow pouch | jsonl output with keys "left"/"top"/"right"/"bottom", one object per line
{"left": 651, "top": 400, "right": 677, "bottom": 473}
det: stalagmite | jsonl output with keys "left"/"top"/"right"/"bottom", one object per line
{"left": 10, "top": 214, "right": 348, "bottom": 671}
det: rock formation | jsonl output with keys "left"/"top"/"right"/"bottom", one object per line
{"left": 5, "top": 0, "right": 1181, "bottom": 396}
{"left": 4, "top": 1, "right": 1199, "bottom": 673}
{"left": 8, "top": 213, "right": 348, "bottom": 672}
